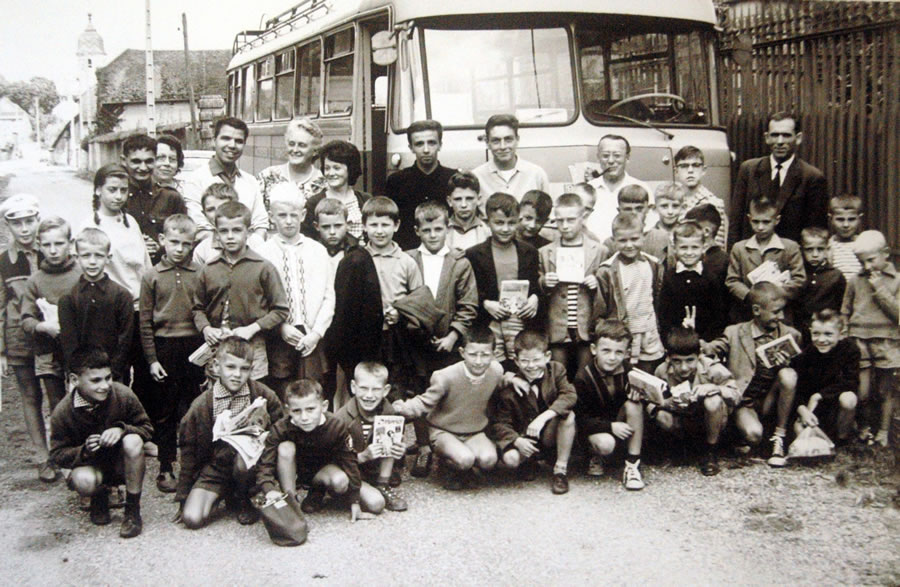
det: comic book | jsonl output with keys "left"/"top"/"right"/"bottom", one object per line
{"left": 212, "top": 397, "right": 272, "bottom": 468}
{"left": 755, "top": 334, "right": 802, "bottom": 369}
{"left": 372, "top": 415, "right": 405, "bottom": 453}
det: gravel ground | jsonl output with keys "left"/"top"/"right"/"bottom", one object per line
{"left": 1, "top": 163, "right": 899, "bottom": 585}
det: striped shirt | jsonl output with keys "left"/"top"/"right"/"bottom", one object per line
{"left": 561, "top": 244, "right": 583, "bottom": 330}
{"left": 619, "top": 258, "right": 657, "bottom": 334}
{"left": 828, "top": 236, "right": 862, "bottom": 281}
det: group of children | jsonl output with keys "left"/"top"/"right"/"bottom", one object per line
{"left": 3, "top": 134, "right": 898, "bottom": 543}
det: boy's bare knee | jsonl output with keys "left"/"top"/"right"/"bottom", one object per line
{"left": 70, "top": 467, "right": 101, "bottom": 495}
{"left": 743, "top": 424, "right": 763, "bottom": 445}
{"left": 778, "top": 368, "right": 797, "bottom": 390}
{"left": 704, "top": 395, "right": 724, "bottom": 414}
{"left": 330, "top": 471, "right": 350, "bottom": 494}
{"left": 502, "top": 449, "right": 521, "bottom": 468}
{"left": 453, "top": 452, "right": 476, "bottom": 471}
{"left": 561, "top": 411, "right": 576, "bottom": 429}
{"left": 121, "top": 434, "right": 144, "bottom": 457}
{"left": 277, "top": 441, "right": 296, "bottom": 459}
{"left": 655, "top": 411, "right": 676, "bottom": 432}
{"left": 839, "top": 392, "right": 858, "bottom": 410}
{"left": 477, "top": 450, "right": 498, "bottom": 470}
{"left": 182, "top": 508, "right": 206, "bottom": 530}
{"left": 589, "top": 433, "right": 615, "bottom": 456}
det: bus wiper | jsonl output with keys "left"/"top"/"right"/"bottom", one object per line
{"left": 590, "top": 111, "right": 674, "bottom": 140}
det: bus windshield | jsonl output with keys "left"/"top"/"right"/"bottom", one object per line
{"left": 421, "top": 27, "right": 575, "bottom": 127}
{"left": 577, "top": 28, "right": 713, "bottom": 126}
{"left": 395, "top": 21, "right": 714, "bottom": 130}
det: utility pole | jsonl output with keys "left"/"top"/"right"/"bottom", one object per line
{"left": 145, "top": 0, "right": 157, "bottom": 137}
{"left": 182, "top": 13, "right": 198, "bottom": 148}
{"left": 33, "top": 96, "right": 41, "bottom": 147}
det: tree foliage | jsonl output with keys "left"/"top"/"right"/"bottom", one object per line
{"left": 0, "top": 77, "right": 60, "bottom": 115}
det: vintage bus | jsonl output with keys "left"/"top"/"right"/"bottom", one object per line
{"left": 227, "top": 0, "right": 730, "bottom": 199}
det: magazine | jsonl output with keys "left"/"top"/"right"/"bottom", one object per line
{"left": 499, "top": 280, "right": 530, "bottom": 314}
{"left": 372, "top": 415, "right": 405, "bottom": 452}
{"left": 188, "top": 342, "right": 215, "bottom": 367}
{"left": 556, "top": 247, "right": 585, "bottom": 283}
{"left": 212, "top": 397, "right": 272, "bottom": 468}
{"left": 755, "top": 334, "right": 802, "bottom": 369}
{"left": 747, "top": 260, "right": 790, "bottom": 286}
{"left": 627, "top": 369, "right": 671, "bottom": 405}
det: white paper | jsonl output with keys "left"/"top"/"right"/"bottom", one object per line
{"left": 556, "top": 247, "right": 585, "bottom": 283}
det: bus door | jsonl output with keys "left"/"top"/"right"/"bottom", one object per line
{"left": 358, "top": 13, "right": 390, "bottom": 195}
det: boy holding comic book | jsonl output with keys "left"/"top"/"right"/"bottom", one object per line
{"left": 649, "top": 327, "right": 739, "bottom": 476}
{"left": 335, "top": 361, "right": 408, "bottom": 512}
{"left": 704, "top": 282, "right": 800, "bottom": 467}
{"left": 539, "top": 192, "right": 608, "bottom": 379}
{"left": 466, "top": 193, "right": 540, "bottom": 366}
{"left": 726, "top": 198, "right": 805, "bottom": 323}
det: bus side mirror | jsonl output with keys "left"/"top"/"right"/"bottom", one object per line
{"left": 372, "top": 31, "right": 398, "bottom": 66}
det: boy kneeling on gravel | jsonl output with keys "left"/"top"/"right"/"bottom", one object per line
{"left": 49, "top": 346, "right": 153, "bottom": 538}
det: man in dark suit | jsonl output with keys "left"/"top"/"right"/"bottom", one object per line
{"left": 728, "top": 112, "right": 828, "bottom": 246}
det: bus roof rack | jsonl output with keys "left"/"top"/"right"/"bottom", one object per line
{"left": 232, "top": 0, "right": 333, "bottom": 55}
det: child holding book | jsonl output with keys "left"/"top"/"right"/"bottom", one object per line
{"left": 0, "top": 194, "right": 47, "bottom": 480}
{"left": 465, "top": 192, "right": 540, "bottom": 365}
{"left": 334, "top": 362, "right": 408, "bottom": 511}
{"left": 138, "top": 214, "right": 205, "bottom": 492}
{"left": 257, "top": 379, "right": 369, "bottom": 520}
{"left": 791, "top": 309, "right": 859, "bottom": 445}
{"left": 21, "top": 216, "right": 82, "bottom": 480}
{"left": 593, "top": 213, "right": 665, "bottom": 373}
{"left": 49, "top": 346, "right": 152, "bottom": 538}
{"left": 177, "top": 336, "right": 283, "bottom": 528}
{"left": 573, "top": 319, "right": 645, "bottom": 490}
{"left": 650, "top": 327, "right": 739, "bottom": 476}
{"left": 726, "top": 198, "right": 806, "bottom": 322}
{"left": 539, "top": 192, "right": 608, "bottom": 378}
{"left": 490, "top": 330, "right": 577, "bottom": 494}
{"left": 192, "top": 201, "right": 290, "bottom": 381}
{"left": 705, "top": 282, "right": 800, "bottom": 466}
{"left": 391, "top": 327, "right": 503, "bottom": 490}
{"left": 58, "top": 228, "right": 134, "bottom": 382}
{"left": 445, "top": 171, "right": 490, "bottom": 251}
{"left": 841, "top": 230, "right": 900, "bottom": 446}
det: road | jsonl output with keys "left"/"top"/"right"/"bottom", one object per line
{"left": 0, "top": 160, "right": 92, "bottom": 225}
{"left": 1, "top": 160, "right": 899, "bottom": 585}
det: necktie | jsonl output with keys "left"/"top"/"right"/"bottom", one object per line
{"left": 773, "top": 163, "right": 783, "bottom": 187}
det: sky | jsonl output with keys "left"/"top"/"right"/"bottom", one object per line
{"left": 0, "top": 0, "right": 292, "bottom": 94}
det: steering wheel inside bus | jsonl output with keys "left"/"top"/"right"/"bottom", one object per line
{"left": 608, "top": 93, "right": 687, "bottom": 122}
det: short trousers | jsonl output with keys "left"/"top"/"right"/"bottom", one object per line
{"left": 267, "top": 333, "right": 327, "bottom": 382}
{"left": 34, "top": 351, "right": 64, "bottom": 379}
{"left": 192, "top": 443, "right": 245, "bottom": 496}
{"left": 428, "top": 428, "right": 489, "bottom": 447}
{"left": 854, "top": 337, "right": 900, "bottom": 370}
{"left": 66, "top": 445, "right": 125, "bottom": 488}
{"left": 631, "top": 329, "right": 665, "bottom": 362}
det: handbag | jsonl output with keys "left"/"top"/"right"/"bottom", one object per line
{"left": 255, "top": 493, "right": 308, "bottom": 546}
{"left": 787, "top": 426, "right": 835, "bottom": 461}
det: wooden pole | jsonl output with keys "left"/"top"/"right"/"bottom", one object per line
{"left": 183, "top": 13, "right": 198, "bottom": 147}
{"left": 145, "top": 0, "right": 157, "bottom": 137}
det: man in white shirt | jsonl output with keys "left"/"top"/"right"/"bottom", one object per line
{"left": 585, "top": 134, "right": 655, "bottom": 241}
{"left": 472, "top": 114, "right": 550, "bottom": 207}
{"left": 183, "top": 117, "right": 269, "bottom": 240}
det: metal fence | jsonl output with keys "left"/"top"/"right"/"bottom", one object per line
{"left": 719, "top": 1, "right": 899, "bottom": 255}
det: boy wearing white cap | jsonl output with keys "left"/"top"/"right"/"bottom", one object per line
{"left": 255, "top": 182, "right": 334, "bottom": 400}
{"left": 0, "top": 194, "right": 55, "bottom": 481}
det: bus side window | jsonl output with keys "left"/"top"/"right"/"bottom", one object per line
{"left": 295, "top": 40, "right": 322, "bottom": 117}
{"left": 324, "top": 28, "right": 354, "bottom": 115}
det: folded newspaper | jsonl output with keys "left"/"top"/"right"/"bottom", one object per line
{"left": 212, "top": 396, "right": 271, "bottom": 468}
{"left": 627, "top": 369, "right": 671, "bottom": 405}
{"left": 755, "top": 334, "right": 802, "bottom": 369}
